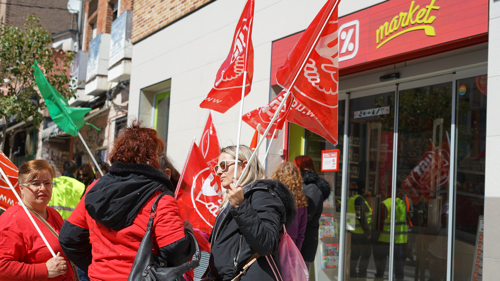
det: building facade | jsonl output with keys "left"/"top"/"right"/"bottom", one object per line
{"left": 128, "top": 0, "right": 497, "bottom": 280}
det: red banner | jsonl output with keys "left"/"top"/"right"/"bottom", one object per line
{"left": 176, "top": 142, "right": 222, "bottom": 234}
{"left": 199, "top": 0, "right": 254, "bottom": 113}
{"left": 402, "top": 137, "right": 449, "bottom": 204}
{"left": 243, "top": 90, "right": 338, "bottom": 145}
{"left": 275, "top": 0, "right": 339, "bottom": 146}
{"left": 199, "top": 112, "right": 221, "bottom": 169}
{"left": 0, "top": 151, "right": 20, "bottom": 210}
{"left": 242, "top": 92, "right": 289, "bottom": 139}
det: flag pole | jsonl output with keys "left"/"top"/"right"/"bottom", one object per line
{"left": 233, "top": 15, "right": 254, "bottom": 179}
{"left": 264, "top": 129, "right": 277, "bottom": 163}
{"left": 78, "top": 132, "right": 104, "bottom": 177}
{"left": 237, "top": 0, "right": 340, "bottom": 186}
{"left": 0, "top": 167, "right": 57, "bottom": 258}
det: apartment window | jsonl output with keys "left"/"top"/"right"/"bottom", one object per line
{"left": 112, "top": 0, "right": 120, "bottom": 20}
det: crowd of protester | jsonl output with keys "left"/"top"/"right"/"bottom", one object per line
{"left": 0, "top": 121, "right": 332, "bottom": 281}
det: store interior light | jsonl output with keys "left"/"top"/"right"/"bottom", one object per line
{"left": 380, "top": 72, "right": 400, "bottom": 82}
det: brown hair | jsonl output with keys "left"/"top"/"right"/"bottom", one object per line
{"left": 293, "top": 155, "right": 317, "bottom": 174}
{"left": 18, "top": 160, "right": 55, "bottom": 185}
{"left": 108, "top": 120, "right": 165, "bottom": 169}
{"left": 271, "top": 162, "right": 308, "bottom": 208}
{"left": 159, "top": 153, "right": 180, "bottom": 188}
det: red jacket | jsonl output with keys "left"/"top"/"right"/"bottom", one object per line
{"left": 0, "top": 204, "right": 75, "bottom": 281}
{"left": 64, "top": 162, "right": 192, "bottom": 281}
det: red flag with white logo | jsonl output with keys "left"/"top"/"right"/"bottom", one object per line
{"left": 0, "top": 151, "right": 20, "bottom": 210}
{"left": 243, "top": 90, "right": 337, "bottom": 145}
{"left": 199, "top": 112, "right": 221, "bottom": 169}
{"left": 401, "top": 138, "right": 449, "bottom": 204}
{"left": 199, "top": 0, "right": 254, "bottom": 113}
{"left": 176, "top": 142, "right": 223, "bottom": 235}
{"left": 275, "top": 0, "right": 340, "bottom": 145}
{"left": 242, "top": 91, "right": 289, "bottom": 139}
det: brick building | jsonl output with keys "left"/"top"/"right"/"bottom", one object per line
{"left": 0, "top": 0, "right": 76, "bottom": 33}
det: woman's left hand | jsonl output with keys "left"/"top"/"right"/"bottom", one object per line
{"left": 227, "top": 178, "right": 244, "bottom": 208}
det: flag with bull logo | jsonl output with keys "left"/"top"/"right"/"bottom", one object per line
{"left": 199, "top": 0, "right": 254, "bottom": 113}
{"left": 243, "top": 90, "right": 338, "bottom": 145}
{"left": 199, "top": 112, "right": 221, "bottom": 169}
{"left": 275, "top": 0, "right": 340, "bottom": 145}
{"left": 176, "top": 141, "right": 223, "bottom": 235}
{"left": 0, "top": 151, "right": 19, "bottom": 210}
{"left": 402, "top": 137, "right": 450, "bottom": 204}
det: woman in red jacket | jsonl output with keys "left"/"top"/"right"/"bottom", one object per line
{"left": 0, "top": 160, "right": 76, "bottom": 280}
{"left": 58, "top": 121, "right": 196, "bottom": 280}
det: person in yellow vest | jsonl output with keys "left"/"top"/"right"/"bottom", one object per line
{"left": 374, "top": 187, "right": 408, "bottom": 281}
{"left": 347, "top": 181, "right": 372, "bottom": 280}
{"left": 48, "top": 160, "right": 85, "bottom": 220}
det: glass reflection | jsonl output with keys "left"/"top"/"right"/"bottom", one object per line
{"left": 396, "top": 82, "right": 452, "bottom": 281}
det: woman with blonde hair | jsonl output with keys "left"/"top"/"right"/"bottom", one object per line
{"left": 205, "top": 145, "right": 296, "bottom": 281}
{"left": 0, "top": 160, "right": 76, "bottom": 280}
{"left": 271, "top": 162, "right": 308, "bottom": 250}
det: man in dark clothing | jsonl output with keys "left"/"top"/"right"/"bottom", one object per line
{"left": 62, "top": 160, "right": 78, "bottom": 178}
{"left": 348, "top": 182, "right": 372, "bottom": 280}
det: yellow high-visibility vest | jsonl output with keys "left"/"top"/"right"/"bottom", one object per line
{"left": 347, "top": 194, "right": 372, "bottom": 234}
{"left": 379, "top": 197, "right": 408, "bottom": 244}
{"left": 48, "top": 176, "right": 85, "bottom": 220}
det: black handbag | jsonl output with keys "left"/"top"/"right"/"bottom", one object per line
{"left": 128, "top": 192, "right": 201, "bottom": 281}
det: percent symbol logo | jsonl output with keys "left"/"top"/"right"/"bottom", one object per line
{"left": 339, "top": 20, "right": 359, "bottom": 62}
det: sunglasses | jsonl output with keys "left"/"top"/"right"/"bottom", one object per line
{"left": 214, "top": 160, "right": 241, "bottom": 173}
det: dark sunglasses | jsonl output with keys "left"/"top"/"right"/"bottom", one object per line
{"left": 214, "top": 160, "right": 241, "bottom": 173}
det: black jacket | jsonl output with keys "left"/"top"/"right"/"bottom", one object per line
{"left": 59, "top": 162, "right": 195, "bottom": 272}
{"left": 300, "top": 170, "right": 331, "bottom": 262}
{"left": 208, "top": 180, "right": 296, "bottom": 281}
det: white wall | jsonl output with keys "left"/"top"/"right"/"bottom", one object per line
{"left": 128, "top": 0, "right": 384, "bottom": 168}
{"left": 483, "top": 0, "right": 500, "bottom": 280}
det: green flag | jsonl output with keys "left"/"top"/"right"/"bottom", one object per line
{"left": 33, "top": 61, "right": 98, "bottom": 136}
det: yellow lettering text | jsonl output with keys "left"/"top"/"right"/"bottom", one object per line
{"left": 389, "top": 15, "right": 400, "bottom": 32}
{"left": 408, "top": 1, "right": 420, "bottom": 25}
{"left": 424, "top": 0, "right": 440, "bottom": 23}
{"left": 400, "top": 12, "right": 408, "bottom": 27}
{"left": 415, "top": 8, "right": 427, "bottom": 23}
{"left": 376, "top": 22, "right": 390, "bottom": 44}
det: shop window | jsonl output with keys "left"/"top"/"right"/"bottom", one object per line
{"left": 453, "top": 75, "right": 486, "bottom": 280}
{"left": 397, "top": 82, "right": 452, "bottom": 281}
{"left": 154, "top": 91, "right": 171, "bottom": 151}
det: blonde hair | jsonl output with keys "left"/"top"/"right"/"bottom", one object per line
{"left": 271, "top": 162, "right": 308, "bottom": 208}
{"left": 220, "top": 145, "right": 265, "bottom": 187}
{"left": 18, "top": 160, "right": 55, "bottom": 185}
{"left": 219, "top": 145, "right": 265, "bottom": 209}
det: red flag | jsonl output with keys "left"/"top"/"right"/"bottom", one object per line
{"left": 401, "top": 139, "right": 449, "bottom": 204}
{"left": 176, "top": 142, "right": 223, "bottom": 235}
{"left": 242, "top": 91, "right": 290, "bottom": 139}
{"left": 199, "top": 112, "right": 221, "bottom": 169}
{"left": 199, "top": 0, "right": 254, "bottom": 113}
{"left": 250, "top": 125, "right": 259, "bottom": 151}
{"left": 0, "top": 151, "right": 20, "bottom": 210}
{"left": 275, "top": 0, "right": 340, "bottom": 144}
{"left": 243, "top": 90, "right": 337, "bottom": 145}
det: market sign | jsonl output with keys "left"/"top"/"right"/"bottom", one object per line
{"left": 271, "top": 0, "right": 488, "bottom": 84}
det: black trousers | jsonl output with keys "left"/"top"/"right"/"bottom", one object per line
{"left": 350, "top": 233, "right": 372, "bottom": 278}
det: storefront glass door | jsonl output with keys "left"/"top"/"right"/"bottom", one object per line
{"left": 396, "top": 81, "right": 452, "bottom": 281}
{"left": 343, "top": 90, "right": 395, "bottom": 281}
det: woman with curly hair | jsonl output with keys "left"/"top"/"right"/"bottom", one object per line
{"left": 271, "top": 162, "right": 308, "bottom": 250}
{"left": 58, "top": 121, "right": 196, "bottom": 280}
{"left": 293, "top": 155, "right": 331, "bottom": 270}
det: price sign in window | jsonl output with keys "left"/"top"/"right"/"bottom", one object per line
{"left": 321, "top": 149, "right": 340, "bottom": 172}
